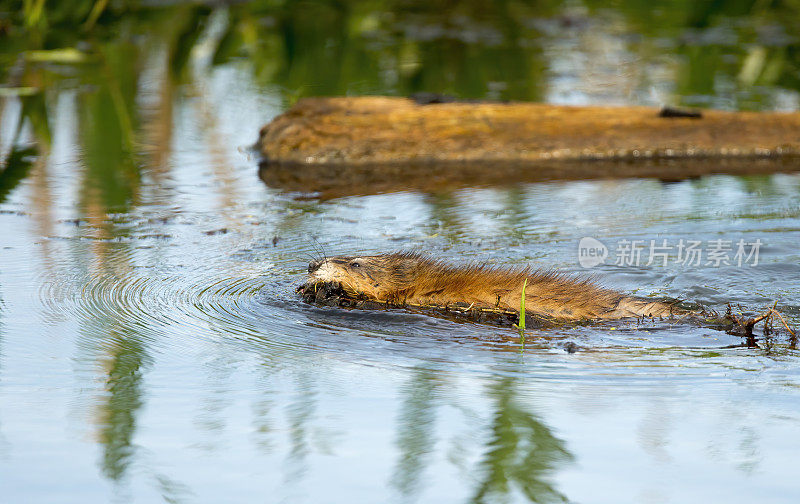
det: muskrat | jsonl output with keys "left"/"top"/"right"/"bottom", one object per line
{"left": 298, "top": 252, "right": 682, "bottom": 324}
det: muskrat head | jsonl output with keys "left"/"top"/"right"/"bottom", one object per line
{"left": 305, "top": 253, "right": 421, "bottom": 301}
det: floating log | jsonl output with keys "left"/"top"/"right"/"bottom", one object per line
{"left": 259, "top": 96, "right": 800, "bottom": 164}
{"left": 257, "top": 96, "right": 800, "bottom": 197}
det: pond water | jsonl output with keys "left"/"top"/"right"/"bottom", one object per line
{"left": 1, "top": 1, "right": 800, "bottom": 503}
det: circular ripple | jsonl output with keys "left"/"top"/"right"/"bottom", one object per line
{"left": 40, "top": 267, "right": 277, "bottom": 350}
{"left": 35, "top": 255, "right": 800, "bottom": 384}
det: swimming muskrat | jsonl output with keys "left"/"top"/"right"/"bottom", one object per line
{"left": 298, "top": 252, "right": 683, "bottom": 325}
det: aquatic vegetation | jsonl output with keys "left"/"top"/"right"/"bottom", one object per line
{"left": 515, "top": 278, "right": 527, "bottom": 346}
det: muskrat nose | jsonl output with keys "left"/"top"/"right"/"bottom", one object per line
{"left": 308, "top": 260, "right": 322, "bottom": 273}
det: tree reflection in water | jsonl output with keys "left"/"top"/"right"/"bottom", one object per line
{"left": 1, "top": 1, "right": 799, "bottom": 501}
{"left": 390, "top": 368, "right": 573, "bottom": 503}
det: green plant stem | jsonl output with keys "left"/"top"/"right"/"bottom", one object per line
{"left": 518, "top": 278, "right": 527, "bottom": 348}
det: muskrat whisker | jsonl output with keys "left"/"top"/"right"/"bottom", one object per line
{"left": 307, "top": 237, "right": 325, "bottom": 264}
{"left": 310, "top": 236, "right": 328, "bottom": 264}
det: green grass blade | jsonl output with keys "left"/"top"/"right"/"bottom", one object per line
{"left": 518, "top": 278, "right": 527, "bottom": 348}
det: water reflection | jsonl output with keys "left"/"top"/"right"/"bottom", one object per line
{"left": 3, "top": 1, "right": 800, "bottom": 170}
{"left": 1, "top": 1, "right": 800, "bottom": 502}
{"left": 284, "top": 371, "right": 319, "bottom": 488}
{"left": 76, "top": 219, "right": 149, "bottom": 487}
{"left": 97, "top": 332, "right": 149, "bottom": 482}
{"left": 258, "top": 157, "right": 800, "bottom": 200}
{"left": 391, "top": 368, "right": 439, "bottom": 500}
{"left": 78, "top": 43, "right": 140, "bottom": 213}
{"left": 424, "top": 193, "right": 466, "bottom": 242}
{"left": 471, "top": 377, "right": 572, "bottom": 504}
{"left": 0, "top": 145, "right": 38, "bottom": 204}
{"left": 389, "top": 370, "right": 574, "bottom": 503}
{"left": 0, "top": 288, "right": 7, "bottom": 460}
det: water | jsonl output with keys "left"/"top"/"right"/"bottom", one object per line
{"left": 2, "top": 1, "right": 800, "bottom": 502}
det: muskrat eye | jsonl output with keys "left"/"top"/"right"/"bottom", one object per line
{"left": 350, "top": 261, "right": 361, "bottom": 268}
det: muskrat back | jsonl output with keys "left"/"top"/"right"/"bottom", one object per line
{"left": 301, "top": 252, "right": 681, "bottom": 321}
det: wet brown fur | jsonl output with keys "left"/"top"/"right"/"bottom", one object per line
{"left": 304, "top": 252, "right": 680, "bottom": 321}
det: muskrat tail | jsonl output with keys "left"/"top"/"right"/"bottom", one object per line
{"left": 603, "top": 296, "right": 688, "bottom": 319}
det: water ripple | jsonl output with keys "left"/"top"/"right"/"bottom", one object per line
{"left": 40, "top": 267, "right": 275, "bottom": 349}
{"left": 34, "top": 252, "right": 799, "bottom": 385}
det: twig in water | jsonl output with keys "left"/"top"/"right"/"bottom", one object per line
{"left": 726, "top": 302, "right": 797, "bottom": 349}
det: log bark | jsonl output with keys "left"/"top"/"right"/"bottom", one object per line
{"left": 257, "top": 97, "right": 800, "bottom": 198}
{"left": 259, "top": 96, "right": 800, "bottom": 165}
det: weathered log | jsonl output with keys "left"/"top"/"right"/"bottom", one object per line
{"left": 259, "top": 96, "right": 800, "bottom": 165}
{"left": 257, "top": 96, "right": 800, "bottom": 197}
